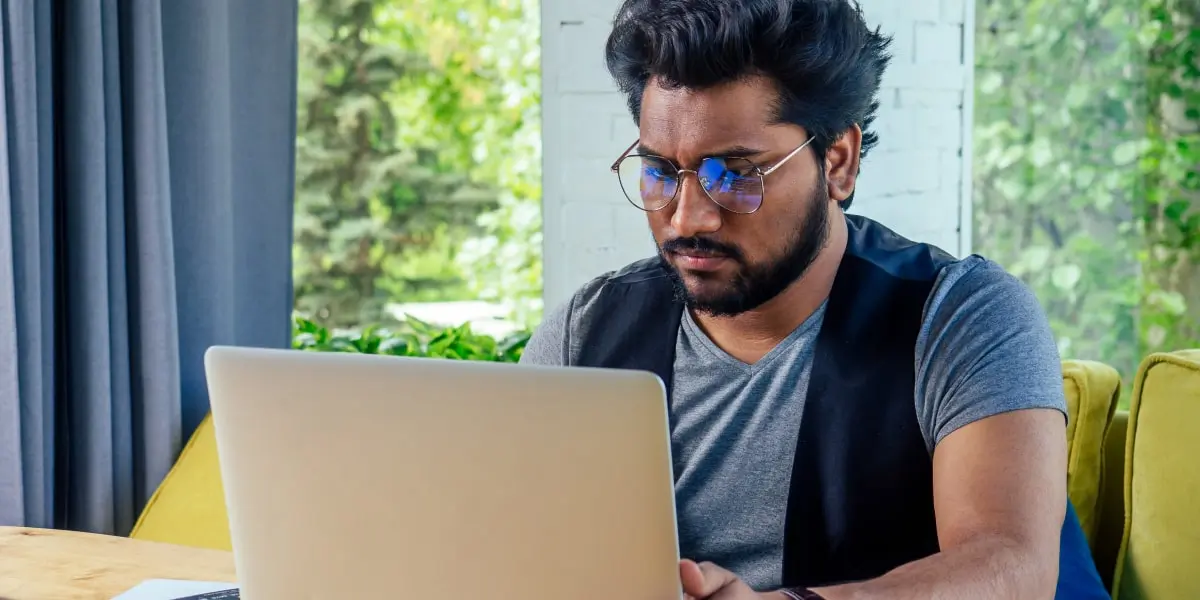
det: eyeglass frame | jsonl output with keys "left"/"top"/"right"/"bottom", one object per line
{"left": 609, "top": 135, "right": 817, "bottom": 215}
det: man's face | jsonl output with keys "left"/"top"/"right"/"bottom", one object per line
{"left": 637, "top": 76, "right": 832, "bottom": 316}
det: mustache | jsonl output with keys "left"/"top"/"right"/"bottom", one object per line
{"left": 660, "top": 237, "right": 743, "bottom": 261}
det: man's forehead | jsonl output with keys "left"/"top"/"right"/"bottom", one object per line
{"left": 638, "top": 77, "right": 778, "bottom": 158}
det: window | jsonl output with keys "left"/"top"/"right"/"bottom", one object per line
{"left": 974, "top": 0, "right": 1199, "bottom": 397}
{"left": 292, "top": 0, "right": 543, "bottom": 343}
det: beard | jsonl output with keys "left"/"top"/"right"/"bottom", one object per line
{"left": 657, "top": 181, "right": 831, "bottom": 317}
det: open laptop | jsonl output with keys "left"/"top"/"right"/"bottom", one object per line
{"left": 203, "top": 346, "right": 681, "bottom": 600}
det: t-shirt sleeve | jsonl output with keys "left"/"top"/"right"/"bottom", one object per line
{"left": 518, "top": 299, "right": 571, "bottom": 366}
{"left": 914, "top": 257, "right": 1068, "bottom": 451}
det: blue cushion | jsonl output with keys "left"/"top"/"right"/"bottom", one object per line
{"left": 1056, "top": 501, "right": 1110, "bottom": 599}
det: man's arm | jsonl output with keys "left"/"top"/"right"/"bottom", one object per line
{"left": 808, "top": 408, "right": 1066, "bottom": 600}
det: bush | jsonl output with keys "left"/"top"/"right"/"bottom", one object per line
{"left": 292, "top": 315, "right": 530, "bottom": 363}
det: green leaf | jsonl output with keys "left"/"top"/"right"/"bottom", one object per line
{"left": 1148, "top": 290, "right": 1188, "bottom": 316}
{"left": 291, "top": 314, "right": 526, "bottom": 363}
{"left": 1065, "top": 85, "right": 1090, "bottom": 108}
{"left": 1030, "top": 138, "right": 1054, "bottom": 167}
{"left": 1051, "top": 264, "right": 1083, "bottom": 291}
{"left": 1112, "top": 141, "right": 1141, "bottom": 166}
{"left": 979, "top": 72, "right": 1004, "bottom": 94}
{"left": 1164, "top": 200, "right": 1190, "bottom": 223}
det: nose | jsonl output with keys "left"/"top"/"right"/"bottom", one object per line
{"left": 669, "top": 170, "right": 723, "bottom": 238}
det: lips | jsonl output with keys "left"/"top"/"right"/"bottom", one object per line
{"left": 673, "top": 250, "right": 730, "bottom": 272}
{"left": 676, "top": 250, "right": 725, "bottom": 259}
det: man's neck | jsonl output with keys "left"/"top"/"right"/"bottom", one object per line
{"left": 692, "top": 217, "right": 848, "bottom": 364}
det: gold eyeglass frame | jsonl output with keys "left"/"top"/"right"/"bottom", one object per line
{"left": 609, "top": 136, "right": 816, "bottom": 214}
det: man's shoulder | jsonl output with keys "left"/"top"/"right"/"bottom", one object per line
{"left": 520, "top": 257, "right": 674, "bottom": 366}
{"left": 845, "top": 214, "right": 960, "bottom": 283}
{"left": 926, "top": 254, "right": 1029, "bottom": 312}
{"left": 566, "top": 256, "right": 675, "bottom": 313}
{"left": 593, "top": 256, "right": 672, "bottom": 286}
{"left": 842, "top": 215, "right": 1017, "bottom": 296}
{"left": 921, "top": 254, "right": 1041, "bottom": 344}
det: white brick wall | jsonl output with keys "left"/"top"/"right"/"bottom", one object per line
{"left": 540, "top": 0, "right": 976, "bottom": 309}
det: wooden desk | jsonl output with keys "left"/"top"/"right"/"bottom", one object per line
{"left": 0, "top": 527, "right": 236, "bottom": 599}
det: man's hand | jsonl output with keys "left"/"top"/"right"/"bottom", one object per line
{"left": 679, "top": 559, "right": 790, "bottom": 600}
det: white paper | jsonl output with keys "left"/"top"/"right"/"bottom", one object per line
{"left": 111, "top": 579, "right": 240, "bottom": 600}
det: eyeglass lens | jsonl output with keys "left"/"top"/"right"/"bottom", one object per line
{"left": 617, "top": 155, "right": 764, "bottom": 214}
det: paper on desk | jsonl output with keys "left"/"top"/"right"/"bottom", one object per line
{"left": 111, "top": 579, "right": 240, "bottom": 599}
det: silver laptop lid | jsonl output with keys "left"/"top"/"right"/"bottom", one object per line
{"left": 205, "top": 346, "right": 681, "bottom": 600}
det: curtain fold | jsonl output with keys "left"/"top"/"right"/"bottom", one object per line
{"left": 0, "top": 0, "right": 297, "bottom": 534}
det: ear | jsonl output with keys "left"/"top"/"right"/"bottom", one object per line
{"left": 825, "top": 125, "right": 862, "bottom": 203}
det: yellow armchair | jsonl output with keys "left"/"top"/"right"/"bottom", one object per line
{"left": 129, "top": 413, "right": 232, "bottom": 551}
{"left": 1061, "top": 359, "right": 1122, "bottom": 546}
{"left": 1112, "top": 350, "right": 1200, "bottom": 600}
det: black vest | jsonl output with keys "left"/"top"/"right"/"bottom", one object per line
{"left": 567, "top": 215, "right": 953, "bottom": 588}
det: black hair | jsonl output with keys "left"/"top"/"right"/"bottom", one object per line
{"left": 604, "top": 0, "right": 891, "bottom": 209}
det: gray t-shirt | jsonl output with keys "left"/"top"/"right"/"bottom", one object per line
{"left": 520, "top": 254, "right": 1067, "bottom": 591}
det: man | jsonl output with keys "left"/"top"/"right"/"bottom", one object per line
{"left": 522, "top": 0, "right": 1109, "bottom": 598}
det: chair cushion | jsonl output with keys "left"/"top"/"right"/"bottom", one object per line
{"left": 129, "top": 413, "right": 232, "bottom": 550}
{"left": 1113, "top": 350, "right": 1200, "bottom": 600}
{"left": 1092, "top": 410, "right": 1129, "bottom": 591}
{"left": 1062, "top": 359, "right": 1122, "bottom": 546}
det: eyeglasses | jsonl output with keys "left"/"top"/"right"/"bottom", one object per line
{"left": 609, "top": 136, "right": 815, "bottom": 214}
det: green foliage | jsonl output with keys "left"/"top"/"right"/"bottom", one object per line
{"left": 376, "top": 0, "right": 544, "bottom": 327}
{"left": 294, "top": 0, "right": 498, "bottom": 327}
{"left": 293, "top": 0, "right": 543, "bottom": 328}
{"left": 1136, "top": 0, "right": 1200, "bottom": 354}
{"left": 293, "top": 314, "right": 529, "bottom": 362}
{"left": 974, "top": 0, "right": 1200, "bottom": 390}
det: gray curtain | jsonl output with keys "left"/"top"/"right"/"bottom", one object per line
{"left": 0, "top": 0, "right": 297, "bottom": 534}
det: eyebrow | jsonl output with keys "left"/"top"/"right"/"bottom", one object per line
{"left": 636, "top": 144, "right": 768, "bottom": 161}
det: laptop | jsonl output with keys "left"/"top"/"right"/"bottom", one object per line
{"left": 203, "top": 346, "right": 681, "bottom": 600}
